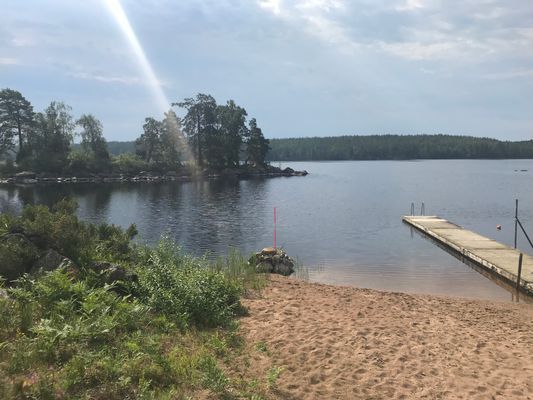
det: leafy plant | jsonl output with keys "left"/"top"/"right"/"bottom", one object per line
{"left": 266, "top": 366, "right": 283, "bottom": 389}
{"left": 135, "top": 239, "right": 242, "bottom": 328}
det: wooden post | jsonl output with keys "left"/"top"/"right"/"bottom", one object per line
{"left": 514, "top": 199, "right": 518, "bottom": 249}
{"left": 516, "top": 253, "right": 523, "bottom": 290}
{"left": 274, "top": 207, "right": 277, "bottom": 249}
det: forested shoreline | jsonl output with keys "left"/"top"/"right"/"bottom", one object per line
{"left": 83, "top": 134, "right": 533, "bottom": 162}
{"left": 267, "top": 135, "right": 533, "bottom": 161}
{"left": 4, "top": 87, "right": 531, "bottom": 170}
{"left": 0, "top": 89, "right": 271, "bottom": 177}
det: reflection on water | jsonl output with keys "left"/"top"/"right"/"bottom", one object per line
{"left": 1, "top": 160, "right": 533, "bottom": 303}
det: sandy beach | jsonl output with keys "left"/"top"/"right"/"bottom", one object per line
{"left": 240, "top": 276, "right": 533, "bottom": 399}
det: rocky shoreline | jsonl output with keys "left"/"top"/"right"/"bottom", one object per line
{"left": 0, "top": 166, "right": 308, "bottom": 185}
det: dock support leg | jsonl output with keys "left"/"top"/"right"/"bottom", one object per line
{"left": 517, "top": 253, "right": 523, "bottom": 291}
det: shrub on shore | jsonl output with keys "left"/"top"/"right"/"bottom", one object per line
{"left": 0, "top": 201, "right": 268, "bottom": 399}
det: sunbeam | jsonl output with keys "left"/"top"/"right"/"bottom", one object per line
{"left": 103, "top": 0, "right": 169, "bottom": 113}
{"left": 103, "top": 0, "right": 194, "bottom": 165}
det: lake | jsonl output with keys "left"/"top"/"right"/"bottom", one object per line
{"left": 1, "top": 160, "right": 533, "bottom": 302}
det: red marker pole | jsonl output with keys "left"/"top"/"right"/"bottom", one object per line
{"left": 274, "top": 207, "right": 277, "bottom": 249}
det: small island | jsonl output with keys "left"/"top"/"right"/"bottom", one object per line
{"left": 0, "top": 90, "right": 307, "bottom": 184}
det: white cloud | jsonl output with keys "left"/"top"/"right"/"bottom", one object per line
{"left": 258, "top": 0, "right": 282, "bottom": 15}
{"left": 379, "top": 41, "right": 454, "bottom": 60}
{"left": 256, "top": 0, "right": 533, "bottom": 66}
{"left": 395, "top": 0, "right": 426, "bottom": 12}
{"left": 0, "top": 57, "right": 19, "bottom": 65}
{"left": 482, "top": 69, "right": 533, "bottom": 80}
{"left": 295, "top": 0, "right": 344, "bottom": 12}
{"left": 69, "top": 71, "right": 141, "bottom": 85}
{"left": 11, "top": 36, "right": 36, "bottom": 47}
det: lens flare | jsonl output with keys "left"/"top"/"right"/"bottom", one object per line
{"left": 103, "top": 0, "right": 168, "bottom": 113}
{"left": 103, "top": 0, "right": 194, "bottom": 164}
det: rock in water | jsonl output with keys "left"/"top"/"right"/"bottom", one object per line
{"left": 250, "top": 248, "right": 295, "bottom": 276}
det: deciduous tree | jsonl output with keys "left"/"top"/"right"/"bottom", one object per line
{"left": 76, "top": 114, "right": 111, "bottom": 171}
{"left": 31, "top": 102, "right": 75, "bottom": 172}
{"left": 173, "top": 94, "right": 217, "bottom": 168}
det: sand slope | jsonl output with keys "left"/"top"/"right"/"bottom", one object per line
{"left": 240, "top": 276, "right": 533, "bottom": 399}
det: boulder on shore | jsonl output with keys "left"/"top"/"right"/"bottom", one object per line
{"left": 30, "top": 249, "right": 69, "bottom": 275}
{"left": 86, "top": 261, "right": 138, "bottom": 292}
{"left": 249, "top": 247, "right": 295, "bottom": 276}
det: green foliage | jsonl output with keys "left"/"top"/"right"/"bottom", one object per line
{"left": 268, "top": 134, "right": 533, "bottom": 161}
{"left": 134, "top": 112, "right": 182, "bottom": 171}
{"left": 19, "top": 199, "right": 92, "bottom": 263}
{"left": 93, "top": 223, "right": 138, "bottom": 262}
{"left": 0, "top": 88, "right": 34, "bottom": 160}
{"left": 175, "top": 93, "right": 269, "bottom": 170}
{"left": 1, "top": 88, "right": 273, "bottom": 175}
{"left": 214, "top": 248, "right": 268, "bottom": 294}
{"left": 111, "top": 152, "right": 148, "bottom": 174}
{"left": 106, "top": 140, "right": 135, "bottom": 155}
{"left": 199, "top": 355, "right": 229, "bottom": 393}
{"left": 0, "top": 201, "right": 274, "bottom": 399}
{"left": 0, "top": 234, "right": 40, "bottom": 281}
{"left": 135, "top": 239, "right": 242, "bottom": 328}
{"left": 30, "top": 101, "right": 75, "bottom": 172}
{"left": 255, "top": 341, "right": 268, "bottom": 354}
{"left": 0, "top": 158, "right": 16, "bottom": 174}
{"left": 67, "top": 149, "right": 92, "bottom": 173}
{"left": 73, "top": 114, "right": 111, "bottom": 173}
{"left": 0, "top": 88, "right": 116, "bottom": 174}
{"left": 266, "top": 365, "right": 283, "bottom": 389}
{"left": 0, "top": 200, "right": 139, "bottom": 282}
{"left": 246, "top": 118, "right": 270, "bottom": 167}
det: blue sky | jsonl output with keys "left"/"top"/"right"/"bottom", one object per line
{"left": 1, "top": 0, "right": 532, "bottom": 141}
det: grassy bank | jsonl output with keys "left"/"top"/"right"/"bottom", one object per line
{"left": 0, "top": 201, "right": 274, "bottom": 399}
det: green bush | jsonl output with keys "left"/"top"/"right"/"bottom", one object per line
{"left": 135, "top": 239, "right": 242, "bottom": 328}
{"left": 0, "top": 200, "right": 139, "bottom": 282}
{"left": 111, "top": 153, "right": 148, "bottom": 174}
{"left": 0, "top": 158, "right": 16, "bottom": 176}
{"left": 92, "top": 223, "right": 138, "bottom": 262}
{"left": 0, "top": 234, "right": 40, "bottom": 281}
{"left": 67, "top": 149, "right": 92, "bottom": 174}
{"left": 19, "top": 199, "right": 93, "bottom": 263}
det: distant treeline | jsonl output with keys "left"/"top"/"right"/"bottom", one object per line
{"left": 91, "top": 134, "right": 533, "bottom": 161}
{"left": 266, "top": 135, "right": 533, "bottom": 161}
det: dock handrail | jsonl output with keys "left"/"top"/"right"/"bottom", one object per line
{"left": 514, "top": 199, "right": 533, "bottom": 250}
{"left": 410, "top": 202, "right": 425, "bottom": 216}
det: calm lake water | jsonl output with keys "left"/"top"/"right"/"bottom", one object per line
{"left": 1, "top": 160, "right": 533, "bottom": 302}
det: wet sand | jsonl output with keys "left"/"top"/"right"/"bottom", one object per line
{"left": 240, "top": 275, "right": 533, "bottom": 399}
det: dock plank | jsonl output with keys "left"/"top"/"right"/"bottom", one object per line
{"left": 403, "top": 216, "right": 533, "bottom": 295}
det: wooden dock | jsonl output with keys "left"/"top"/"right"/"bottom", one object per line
{"left": 403, "top": 216, "right": 533, "bottom": 295}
